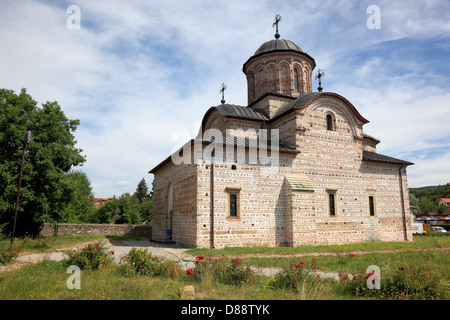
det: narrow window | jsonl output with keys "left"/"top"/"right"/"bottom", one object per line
{"left": 229, "top": 194, "right": 237, "bottom": 217}
{"left": 328, "top": 190, "right": 337, "bottom": 217}
{"left": 367, "top": 191, "right": 376, "bottom": 217}
{"left": 369, "top": 196, "right": 375, "bottom": 217}
{"left": 326, "top": 114, "right": 333, "bottom": 131}
{"left": 294, "top": 68, "right": 299, "bottom": 93}
{"left": 226, "top": 187, "right": 241, "bottom": 220}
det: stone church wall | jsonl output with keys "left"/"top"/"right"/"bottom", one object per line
{"left": 151, "top": 159, "right": 198, "bottom": 247}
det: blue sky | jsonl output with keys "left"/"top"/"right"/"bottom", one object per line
{"left": 0, "top": 0, "right": 449, "bottom": 197}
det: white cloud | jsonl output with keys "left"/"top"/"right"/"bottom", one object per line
{"left": 1, "top": 0, "right": 449, "bottom": 196}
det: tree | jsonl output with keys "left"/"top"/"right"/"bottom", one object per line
{"left": 419, "top": 197, "right": 437, "bottom": 214}
{"left": 0, "top": 88, "right": 86, "bottom": 235}
{"left": 61, "top": 170, "right": 95, "bottom": 223}
{"left": 135, "top": 178, "right": 150, "bottom": 203}
{"left": 409, "top": 193, "right": 419, "bottom": 215}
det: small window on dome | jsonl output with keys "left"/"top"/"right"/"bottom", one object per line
{"left": 294, "top": 68, "right": 299, "bottom": 93}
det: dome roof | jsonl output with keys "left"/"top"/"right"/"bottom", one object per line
{"left": 253, "top": 39, "right": 303, "bottom": 56}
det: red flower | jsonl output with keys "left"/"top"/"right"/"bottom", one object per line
{"left": 186, "top": 269, "right": 194, "bottom": 275}
{"left": 247, "top": 267, "right": 254, "bottom": 273}
{"left": 231, "top": 258, "right": 240, "bottom": 263}
{"left": 314, "top": 279, "right": 318, "bottom": 283}
{"left": 111, "top": 251, "right": 114, "bottom": 255}
{"left": 349, "top": 253, "right": 354, "bottom": 257}
{"left": 353, "top": 276, "right": 358, "bottom": 280}
{"left": 196, "top": 255, "right": 204, "bottom": 260}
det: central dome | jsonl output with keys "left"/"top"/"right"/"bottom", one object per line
{"left": 253, "top": 39, "right": 303, "bottom": 56}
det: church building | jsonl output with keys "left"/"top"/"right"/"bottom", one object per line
{"left": 149, "top": 18, "right": 414, "bottom": 249}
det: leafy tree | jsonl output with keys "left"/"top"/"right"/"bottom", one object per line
{"left": 409, "top": 193, "right": 419, "bottom": 215}
{"left": 419, "top": 197, "right": 437, "bottom": 214}
{"left": 138, "top": 197, "right": 153, "bottom": 224}
{"left": 437, "top": 203, "right": 448, "bottom": 214}
{"left": 89, "top": 197, "right": 119, "bottom": 224}
{"left": 60, "top": 170, "right": 95, "bottom": 223}
{"left": 0, "top": 88, "right": 85, "bottom": 235}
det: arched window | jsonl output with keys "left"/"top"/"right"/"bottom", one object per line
{"left": 294, "top": 68, "right": 299, "bottom": 93}
{"left": 326, "top": 113, "right": 335, "bottom": 131}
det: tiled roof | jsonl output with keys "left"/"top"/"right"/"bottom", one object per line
{"left": 202, "top": 135, "right": 298, "bottom": 154}
{"left": 214, "top": 104, "right": 269, "bottom": 121}
{"left": 362, "top": 150, "right": 414, "bottom": 166}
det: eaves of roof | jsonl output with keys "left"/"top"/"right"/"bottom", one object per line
{"left": 362, "top": 150, "right": 414, "bottom": 166}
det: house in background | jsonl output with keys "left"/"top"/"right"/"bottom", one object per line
{"left": 93, "top": 197, "right": 113, "bottom": 209}
{"left": 438, "top": 198, "right": 450, "bottom": 213}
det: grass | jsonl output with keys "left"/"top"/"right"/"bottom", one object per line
{"left": 1, "top": 234, "right": 105, "bottom": 255}
{"left": 0, "top": 260, "right": 344, "bottom": 300}
{"left": 0, "top": 233, "right": 448, "bottom": 300}
{"left": 186, "top": 233, "right": 450, "bottom": 258}
{"left": 241, "top": 249, "right": 450, "bottom": 281}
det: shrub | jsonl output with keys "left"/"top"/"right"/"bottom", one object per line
{"left": 270, "top": 260, "right": 318, "bottom": 290}
{"left": 119, "top": 248, "right": 181, "bottom": 278}
{"left": 0, "top": 231, "right": 23, "bottom": 265}
{"left": 187, "top": 256, "right": 255, "bottom": 286}
{"left": 62, "top": 241, "right": 113, "bottom": 270}
{"left": 339, "top": 265, "right": 447, "bottom": 300}
{"left": 0, "top": 245, "right": 20, "bottom": 265}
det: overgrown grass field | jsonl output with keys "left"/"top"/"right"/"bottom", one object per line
{"left": 0, "top": 233, "right": 448, "bottom": 300}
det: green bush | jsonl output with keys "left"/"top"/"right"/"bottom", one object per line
{"left": 0, "top": 228, "right": 21, "bottom": 265}
{"left": 270, "top": 260, "right": 318, "bottom": 290}
{"left": 0, "top": 244, "right": 20, "bottom": 265}
{"left": 62, "top": 241, "right": 113, "bottom": 270}
{"left": 339, "top": 265, "right": 448, "bottom": 300}
{"left": 119, "top": 248, "right": 181, "bottom": 278}
{"left": 186, "top": 256, "right": 255, "bottom": 286}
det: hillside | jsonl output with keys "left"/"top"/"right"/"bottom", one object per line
{"left": 409, "top": 183, "right": 450, "bottom": 214}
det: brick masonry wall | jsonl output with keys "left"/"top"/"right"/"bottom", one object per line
{"left": 151, "top": 92, "right": 412, "bottom": 249}
{"left": 152, "top": 157, "right": 198, "bottom": 247}
{"left": 40, "top": 223, "right": 152, "bottom": 237}
{"left": 244, "top": 51, "right": 315, "bottom": 105}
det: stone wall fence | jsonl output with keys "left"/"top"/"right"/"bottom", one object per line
{"left": 40, "top": 223, "right": 152, "bottom": 237}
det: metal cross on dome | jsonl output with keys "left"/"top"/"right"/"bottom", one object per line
{"left": 273, "top": 14, "right": 282, "bottom": 39}
{"left": 220, "top": 83, "right": 227, "bottom": 104}
{"left": 315, "top": 69, "right": 325, "bottom": 92}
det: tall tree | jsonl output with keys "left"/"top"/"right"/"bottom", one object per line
{"left": 0, "top": 88, "right": 86, "bottom": 235}
{"left": 135, "top": 178, "right": 150, "bottom": 203}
